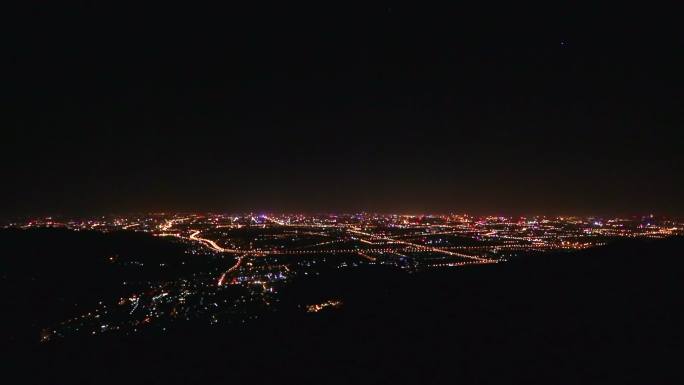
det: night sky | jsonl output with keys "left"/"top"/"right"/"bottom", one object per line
{"left": 4, "top": 4, "right": 683, "bottom": 217}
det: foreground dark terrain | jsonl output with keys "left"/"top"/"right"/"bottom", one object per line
{"left": 2, "top": 229, "right": 682, "bottom": 384}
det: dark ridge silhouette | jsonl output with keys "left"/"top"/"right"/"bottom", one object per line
{"left": 0, "top": 228, "right": 227, "bottom": 343}
{"left": 3, "top": 229, "right": 683, "bottom": 384}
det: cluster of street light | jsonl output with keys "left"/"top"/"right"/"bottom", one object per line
{"left": 15, "top": 213, "right": 681, "bottom": 341}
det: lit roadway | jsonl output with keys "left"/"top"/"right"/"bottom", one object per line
{"left": 217, "top": 253, "right": 248, "bottom": 286}
{"left": 153, "top": 220, "right": 498, "bottom": 264}
{"left": 189, "top": 230, "right": 238, "bottom": 253}
{"left": 357, "top": 251, "right": 377, "bottom": 262}
{"left": 347, "top": 227, "right": 495, "bottom": 264}
{"left": 155, "top": 216, "right": 598, "bottom": 264}
{"left": 260, "top": 216, "right": 496, "bottom": 264}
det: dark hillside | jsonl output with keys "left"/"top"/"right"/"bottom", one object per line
{"left": 4, "top": 231, "right": 683, "bottom": 384}
{"left": 0, "top": 229, "right": 223, "bottom": 343}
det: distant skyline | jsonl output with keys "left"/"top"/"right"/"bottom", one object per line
{"left": 4, "top": 4, "right": 682, "bottom": 217}
{"left": 5, "top": 212, "right": 677, "bottom": 222}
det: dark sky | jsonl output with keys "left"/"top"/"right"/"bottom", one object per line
{"left": 3, "top": 4, "right": 683, "bottom": 217}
